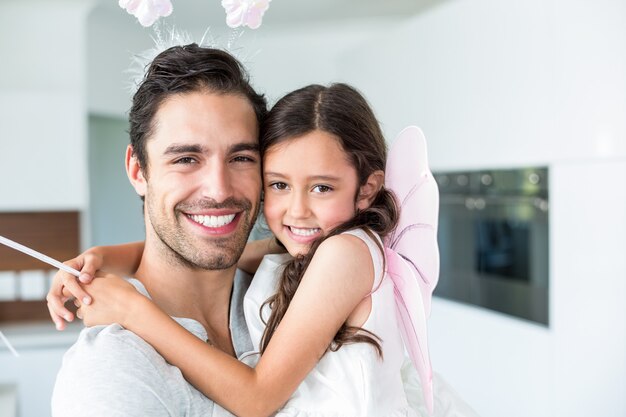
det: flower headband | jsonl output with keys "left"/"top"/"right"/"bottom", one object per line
{"left": 119, "top": 0, "right": 272, "bottom": 29}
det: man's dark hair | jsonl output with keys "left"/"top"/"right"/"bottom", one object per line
{"left": 129, "top": 44, "right": 267, "bottom": 176}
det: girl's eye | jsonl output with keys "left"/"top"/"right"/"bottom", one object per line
{"left": 269, "top": 182, "right": 289, "bottom": 191}
{"left": 312, "top": 185, "right": 333, "bottom": 193}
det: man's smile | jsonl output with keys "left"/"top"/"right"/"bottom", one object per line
{"left": 187, "top": 213, "right": 237, "bottom": 228}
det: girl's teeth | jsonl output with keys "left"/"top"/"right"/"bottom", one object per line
{"left": 290, "top": 227, "right": 319, "bottom": 237}
{"left": 188, "top": 214, "right": 236, "bottom": 228}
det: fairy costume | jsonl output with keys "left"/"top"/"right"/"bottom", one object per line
{"left": 243, "top": 228, "right": 418, "bottom": 416}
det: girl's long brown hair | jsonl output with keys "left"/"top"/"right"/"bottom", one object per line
{"left": 259, "top": 84, "right": 399, "bottom": 356}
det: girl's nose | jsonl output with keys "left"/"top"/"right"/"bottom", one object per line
{"left": 287, "top": 192, "right": 311, "bottom": 219}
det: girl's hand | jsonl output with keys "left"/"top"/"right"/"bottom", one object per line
{"left": 46, "top": 251, "right": 104, "bottom": 330}
{"left": 74, "top": 274, "right": 145, "bottom": 328}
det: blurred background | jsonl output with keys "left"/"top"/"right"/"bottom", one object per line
{"left": 1, "top": 0, "right": 625, "bottom": 416}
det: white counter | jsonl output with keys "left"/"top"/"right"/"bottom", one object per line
{"left": 0, "top": 384, "right": 16, "bottom": 417}
{"left": 0, "top": 321, "right": 82, "bottom": 352}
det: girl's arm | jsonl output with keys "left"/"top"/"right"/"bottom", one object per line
{"left": 237, "top": 237, "right": 286, "bottom": 274}
{"left": 46, "top": 242, "right": 144, "bottom": 330}
{"left": 51, "top": 236, "right": 282, "bottom": 329}
{"left": 79, "top": 234, "right": 374, "bottom": 417}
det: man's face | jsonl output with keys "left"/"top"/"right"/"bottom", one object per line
{"left": 133, "top": 91, "right": 261, "bottom": 270}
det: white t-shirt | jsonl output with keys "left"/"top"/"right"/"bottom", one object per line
{"left": 51, "top": 271, "right": 252, "bottom": 417}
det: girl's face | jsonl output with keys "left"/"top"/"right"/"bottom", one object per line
{"left": 263, "top": 130, "right": 369, "bottom": 257}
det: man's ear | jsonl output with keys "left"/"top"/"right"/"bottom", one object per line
{"left": 356, "top": 170, "right": 385, "bottom": 211}
{"left": 126, "top": 145, "right": 147, "bottom": 197}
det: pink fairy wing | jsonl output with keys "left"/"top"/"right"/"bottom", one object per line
{"left": 386, "top": 126, "right": 440, "bottom": 312}
{"left": 385, "top": 247, "right": 433, "bottom": 414}
{"left": 384, "top": 126, "right": 439, "bottom": 415}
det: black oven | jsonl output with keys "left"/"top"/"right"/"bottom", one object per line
{"left": 433, "top": 167, "right": 549, "bottom": 325}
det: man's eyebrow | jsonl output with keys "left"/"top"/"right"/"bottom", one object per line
{"left": 229, "top": 142, "right": 260, "bottom": 154}
{"left": 264, "top": 172, "right": 341, "bottom": 182}
{"left": 162, "top": 142, "right": 259, "bottom": 156}
{"left": 162, "top": 144, "right": 205, "bottom": 155}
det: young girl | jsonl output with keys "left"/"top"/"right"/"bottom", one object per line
{"left": 49, "top": 83, "right": 427, "bottom": 417}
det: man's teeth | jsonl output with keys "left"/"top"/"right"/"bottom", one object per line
{"left": 289, "top": 227, "right": 320, "bottom": 237}
{"left": 188, "top": 214, "right": 236, "bottom": 228}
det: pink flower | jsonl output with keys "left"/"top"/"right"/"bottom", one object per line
{"left": 221, "top": 0, "right": 271, "bottom": 29}
{"left": 119, "top": 0, "right": 173, "bottom": 27}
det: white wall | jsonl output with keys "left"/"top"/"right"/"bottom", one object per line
{"left": 551, "top": 160, "right": 626, "bottom": 416}
{"left": 88, "top": 115, "right": 144, "bottom": 246}
{"left": 87, "top": 5, "right": 163, "bottom": 116}
{"left": 240, "top": 19, "right": 397, "bottom": 105}
{"left": 337, "top": 0, "right": 626, "bottom": 167}
{"left": 0, "top": 1, "right": 92, "bottom": 212}
{"left": 86, "top": 8, "right": 396, "bottom": 116}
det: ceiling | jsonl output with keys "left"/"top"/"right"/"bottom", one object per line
{"left": 98, "top": 0, "right": 443, "bottom": 30}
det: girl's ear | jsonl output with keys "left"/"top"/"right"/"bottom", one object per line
{"left": 126, "top": 145, "right": 147, "bottom": 197}
{"left": 356, "top": 170, "right": 385, "bottom": 210}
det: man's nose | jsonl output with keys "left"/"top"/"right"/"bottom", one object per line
{"left": 200, "top": 162, "right": 234, "bottom": 203}
{"left": 287, "top": 191, "right": 311, "bottom": 219}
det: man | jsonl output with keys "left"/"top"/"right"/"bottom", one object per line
{"left": 51, "top": 44, "right": 267, "bottom": 416}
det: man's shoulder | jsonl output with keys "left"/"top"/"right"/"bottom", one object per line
{"left": 61, "top": 324, "right": 166, "bottom": 373}
{"left": 53, "top": 324, "right": 206, "bottom": 417}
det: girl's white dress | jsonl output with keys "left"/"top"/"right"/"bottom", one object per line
{"left": 242, "top": 229, "right": 418, "bottom": 417}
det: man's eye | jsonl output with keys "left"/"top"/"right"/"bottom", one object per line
{"left": 312, "top": 185, "right": 333, "bottom": 193}
{"left": 232, "top": 155, "right": 256, "bottom": 163}
{"left": 174, "top": 157, "right": 197, "bottom": 164}
{"left": 269, "top": 182, "right": 288, "bottom": 191}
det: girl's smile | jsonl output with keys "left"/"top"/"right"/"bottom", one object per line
{"left": 285, "top": 226, "right": 322, "bottom": 245}
{"left": 262, "top": 130, "right": 362, "bottom": 256}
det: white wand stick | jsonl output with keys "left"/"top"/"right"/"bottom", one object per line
{"left": 0, "top": 235, "right": 81, "bottom": 277}
{"left": 0, "top": 234, "right": 81, "bottom": 357}
{"left": 0, "top": 330, "right": 19, "bottom": 357}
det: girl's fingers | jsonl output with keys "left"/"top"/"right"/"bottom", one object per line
{"left": 78, "top": 253, "right": 99, "bottom": 284}
{"left": 48, "top": 260, "right": 82, "bottom": 323}
{"left": 46, "top": 285, "right": 75, "bottom": 323}
{"left": 46, "top": 254, "right": 97, "bottom": 327}
{"left": 60, "top": 273, "right": 92, "bottom": 306}
{"left": 47, "top": 272, "right": 92, "bottom": 326}
{"left": 47, "top": 302, "right": 66, "bottom": 331}
{"left": 78, "top": 253, "right": 102, "bottom": 284}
